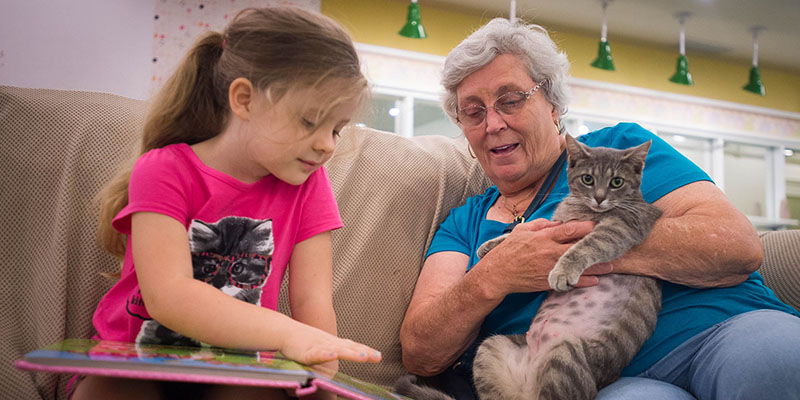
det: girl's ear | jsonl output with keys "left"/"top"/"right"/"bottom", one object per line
{"left": 228, "top": 77, "right": 255, "bottom": 121}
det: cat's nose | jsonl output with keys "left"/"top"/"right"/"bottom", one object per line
{"left": 594, "top": 194, "right": 606, "bottom": 205}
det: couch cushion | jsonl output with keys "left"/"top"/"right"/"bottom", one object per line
{"left": 279, "top": 126, "right": 490, "bottom": 387}
{"left": 0, "top": 86, "right": 145, "bottom": 399}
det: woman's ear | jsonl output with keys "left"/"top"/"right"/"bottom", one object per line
{"left": 228, "top": 77, "right": 255, "bottom": 121}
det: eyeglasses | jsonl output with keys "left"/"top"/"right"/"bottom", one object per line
{"left": 191, "top": 251, "right": 271, "bottom": 290}
{"left": 456, "top": 83, "right": 542, "bottom": 127}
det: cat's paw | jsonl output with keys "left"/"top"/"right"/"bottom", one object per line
{"left": 477, "top": 234, "right": 509, "bottom": 259}
{"left": 548, "top": 263, "right": 580, "bottom": 292}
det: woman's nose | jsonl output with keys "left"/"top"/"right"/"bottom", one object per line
{"left": 484, "top": 107, "right": 508, "bottom": 134}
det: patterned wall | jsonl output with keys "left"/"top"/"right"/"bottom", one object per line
{"left": 569, "top": 85, "right": 800, "bottom": 140}
{"left": 151, "top": 0, "right": 320, "bottom": 94}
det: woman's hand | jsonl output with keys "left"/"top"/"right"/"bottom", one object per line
{"left": 477, "top": 218, "right": 611, "bottom": 297}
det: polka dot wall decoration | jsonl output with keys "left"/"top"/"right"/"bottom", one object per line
{"left": 150, "top": 0, "right": 320, "bottom": 96}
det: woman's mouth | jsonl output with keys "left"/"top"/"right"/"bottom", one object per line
{"left": 490, "top": 143, "right": 519, "bottom": 155}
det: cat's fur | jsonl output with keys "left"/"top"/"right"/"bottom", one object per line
{"left": 396, "top": 135, "right": 662, "bottom": 400}
{"left": 137, "top": 216, "right": 274, "bottom": 346}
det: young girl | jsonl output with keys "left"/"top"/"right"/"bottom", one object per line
{"left": 72, "top": 7, "right": 380, "bottom": 399}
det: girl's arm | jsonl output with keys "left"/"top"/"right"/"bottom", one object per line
{"left": 288, "top": 231, "right": 341, "bottom": 372}
{"left": 132, "top": 212, "right": 381, "bottom": 365}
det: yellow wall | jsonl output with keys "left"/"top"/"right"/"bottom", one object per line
{"left": 322, "top": 0, "right": 800, "bottom": 114}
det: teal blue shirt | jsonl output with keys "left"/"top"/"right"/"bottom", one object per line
{"left": 426, "top": 123, "right": 799, "bottom": 376}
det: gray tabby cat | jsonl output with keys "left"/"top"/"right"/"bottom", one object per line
{"left": 396, "top": 134, "right": 663, "bottom": 400}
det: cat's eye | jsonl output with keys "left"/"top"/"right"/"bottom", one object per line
{"left": 202, "top": 265, "right": 217, "bottom": 275}
{"left": 231, "top": 263, "right": 244, "bottom": 275}
{"left": 610, "top": 177, "right": 625, "bottom": 188}
{"left": 581, "top": 174, "right": 595, "bottom": 186}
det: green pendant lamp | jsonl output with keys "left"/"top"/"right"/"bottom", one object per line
{"left": 743, "top": 26, "right": 765, "bottom": 96}
{"left": 590, "top": 0, "right": 615, "bottom": 71}
{"left": 399, "top": 0, "right": 427, "bottom": 39}
{"left": 669, "top": 12, "right": 693, "bottom": 85}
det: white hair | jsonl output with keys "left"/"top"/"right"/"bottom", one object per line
{"left": 441, "top": 18, "right": 571, "bottom": 131}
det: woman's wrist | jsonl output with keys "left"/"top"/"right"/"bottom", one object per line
{"left": 469, "top": 257, "right": 508, "bottom": 303}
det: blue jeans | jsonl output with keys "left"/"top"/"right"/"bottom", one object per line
{"left": 596, "top": 309, "right": 800, "bottom": 400}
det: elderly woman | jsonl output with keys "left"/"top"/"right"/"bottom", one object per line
{"left": 399, "top": 18, "right": 800, "bottom": 399}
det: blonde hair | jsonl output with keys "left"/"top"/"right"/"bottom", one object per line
{"left": 98, "top": 7, "right": 367, "bottom": 259}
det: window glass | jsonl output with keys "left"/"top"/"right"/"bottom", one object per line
{"left": 359, "top": 94, "right": 400, "bottom": 133}
{"left": 659, "top": 133, "right": 712, "bottom": 175}
{"left": 724, "top": 142, "right": 768, "bottom": 217}
{"left": 783, "top": 148, "right": 800, "bottom": 227}
{"left": 583, "top": 120, "right": 615, "bottom": 133}
{"left": 413, "top": 99, "right": 462, "bottom": 138}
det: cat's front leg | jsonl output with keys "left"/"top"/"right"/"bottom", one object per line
{"left": 548, "top": 221, "right": 629, "bottom": 291}
{"left": 477, "top": 233, "right": 510, "bottom": 259}
{"left": 548, "top": 250, "right": 588, "bottom": 292}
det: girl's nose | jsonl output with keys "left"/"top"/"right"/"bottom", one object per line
{"left": 313, "top": 130, "right": 336, "bottom": 154}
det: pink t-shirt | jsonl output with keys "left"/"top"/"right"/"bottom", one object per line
{"left": 92, "top": 143, "right": 342, "bottom": 345}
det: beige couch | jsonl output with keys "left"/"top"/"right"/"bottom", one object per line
{"left": 2, "top": 85, "right": 799, "bottom": 400}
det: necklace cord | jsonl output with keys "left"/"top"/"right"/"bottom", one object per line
{"left": 502, "top": 150, "right": 568, "bottom": 234}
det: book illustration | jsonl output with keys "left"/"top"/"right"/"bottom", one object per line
{"left": 15, "top": 339, "right": 408, "bottom": 400}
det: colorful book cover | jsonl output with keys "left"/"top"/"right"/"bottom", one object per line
{"left": 15, "top": 339, "right": 408, "bottom": 400}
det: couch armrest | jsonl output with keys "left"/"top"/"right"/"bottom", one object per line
{"left": 0, "top": 86, "right": 145, "bottom": 400}
{"left": 759, "top": 230, "right": 800, "bottom": 312}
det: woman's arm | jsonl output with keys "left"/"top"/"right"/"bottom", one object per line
{"left": 614, "top": 180, "right": 763, "bottom": 287}
{"left": 132, "top": 212, "right": 380, "bottom": 365}
{"left": 400, "top": 219, "right": 602, "bottom": 375}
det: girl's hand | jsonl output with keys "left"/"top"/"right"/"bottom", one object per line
{"left": 280, "top": 323, "right": 382, "bottom": 366}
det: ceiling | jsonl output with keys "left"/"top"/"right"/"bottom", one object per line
{"left": 423, "top": 0, "right": 800, "bottom": 74}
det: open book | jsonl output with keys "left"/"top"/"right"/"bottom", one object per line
{"left": 15, "top": 339, "right": 408, "bottom": 400}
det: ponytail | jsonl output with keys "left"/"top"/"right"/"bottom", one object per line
{"left": 98, "top": 32, "right": 227, "bottom": 259}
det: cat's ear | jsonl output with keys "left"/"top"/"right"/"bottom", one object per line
{"left": 623, "top": 140, "right": 652, "bottom": 174}
{"left": 188, "top": 219, "right": 219, "bottom": 251}
{"left": 564, "top": 134, "right": 591, "bottom": 166}
{"left": 252, "top": 219, "right": 274, "bottom": 254}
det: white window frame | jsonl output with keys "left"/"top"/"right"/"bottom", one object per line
{"left": 356, "top": 43, "right": 800, "bottom": 230}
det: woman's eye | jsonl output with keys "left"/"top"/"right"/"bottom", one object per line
{"left": 610, "top": 177, "right": 624, "bottom": 188}
{"left": 301, "top": 118, "right": 315, "bottom": 129}
{"left": 463, "top": 107, "right": 483, "bottom": 117}
{"left": 333, "top": 130, "right": 341, "bottom": 138}
{"left": 581, "top": 174, "right": 594, "bottom": 186}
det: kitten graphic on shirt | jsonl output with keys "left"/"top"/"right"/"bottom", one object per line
{"left": 136, "top": 216, "right": 274, "bottom": 346}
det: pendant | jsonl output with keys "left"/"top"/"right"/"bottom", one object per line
{"left": 513, "top": 215, "right": 525, "bottom": 224}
